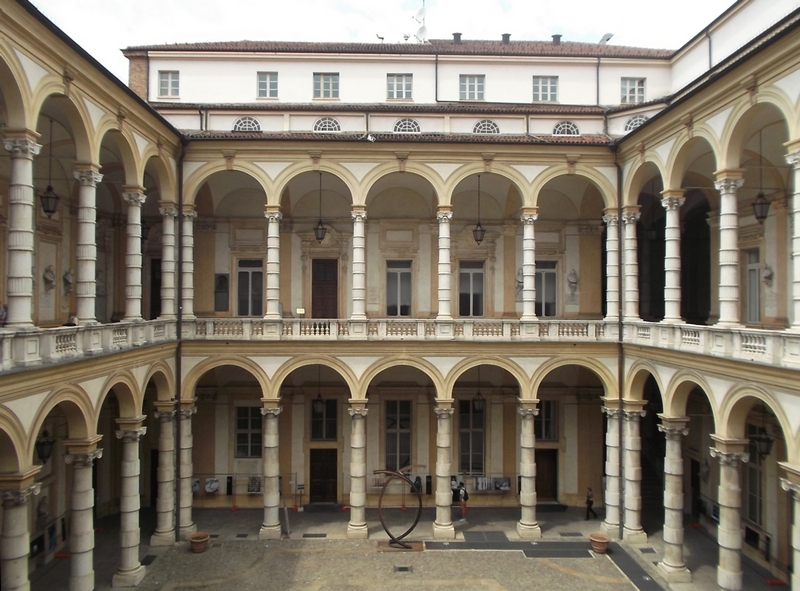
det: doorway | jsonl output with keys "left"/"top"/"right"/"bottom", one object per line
{"left": 312, "top": 259, "right": 338, "bottom": 318}
{"left": 149, "top": 259, "right": 162, "bottom": 319}
{"left": 309, "top": 448, "right": 337, "bottom": 503}
{"left": 535, "top": 449, "right": 558, "bottom": 501}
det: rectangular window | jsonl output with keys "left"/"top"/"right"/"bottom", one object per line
{"left": 459, "top": 75, "right": 484, "bottom": 100}
{"left": 459, "top": 261, "right": 484, "bottom": 317}
{"left": 313, "top": 73, "right": 339, "bottom": 99}
{"left": 747, "top": 249, "right": 760, "bottom": 323}
{"left": 458, "top": 398, "right": 485, "bottom": 475}
{"left": 214, "top": 274, "right": 229, "bottom": 312}
{"left": 621, "top": 77, "right": 645, "bottom": 104}
{"left": 236, "top": 407, "right": 262, "bottom": 458}
{"left": 746, "top": 424, "right": 763, "bottom": 525}
{"left": 257, "top": 72, "right": 278, "bottom": 98}
{"left": 532, "top": 76, "right": 558, "bottom": 102}
{"left": 387, "top": 74, "right": 413, "bottom": 99}
{"left": 535, "top": 261, "right": 557, "bottom": 317}
{"left": 158, "top": 71, "right": 180, "bottom": 97}
{"left": 386, "top": 260, "right": 412, "bottom": 316}
{"left": 237, "top": 259, "right": 263, "bottom": 317}
{"left": 534, "top": 400, "right": 558, "bottom": 441}
{"left": 311, "top": 398, "right": 337, "bottom": 441}
{"left": 385, "top": 400, "right": 411, "bottom": 471}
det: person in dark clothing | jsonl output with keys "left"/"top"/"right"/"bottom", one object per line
{"left": 586, "top": 487, "right": 598, "bottom": 519}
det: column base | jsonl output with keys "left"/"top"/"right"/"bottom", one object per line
{"left": 657, "top": 561, "right": 691, "bottom": 583}
{"left": 112, "top": 564, "right": 146, "bottom": 588}
{"left": 347, "top": 523, "right": 369, "bottom": 539}
{"left": 516, "top": 521, "right": 542, "bottom": 539}
{"left": 601, "top": 520, "right": 620, "bottom": 540}
{"left": 717, "top": 566, "right": 743, "bottom": 591}
{"left": 178, "top": 523, "right": 197, "bottom": 541}
{"left": 69, "top": 570, "right": 95, "bottom": 591}
{"left": 149, "top": 530, "right": 175, "bottom": 546}
{"left": 623, "top": 526, "right": 648, "bottom": 544}
{"left": 432, "top": 522, "right": 455, "bottom": 539}
{"left": 259, "top": 524, "right": 282, "bottom": 540}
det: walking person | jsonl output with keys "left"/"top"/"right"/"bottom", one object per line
{"left": 585, "top": 486, "right": 598, "bottom": 519}
{"left": 458, "top": 482, "right": 469, "bottom": 522}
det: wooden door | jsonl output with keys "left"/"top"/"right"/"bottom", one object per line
{"left": 535, "top": 449, "right": 558, "bottom": 501}
{"left": 312, "top": 259, "right": 338, "bottom": 318}
{"left": 309, "top": 449, "right": 338, "bottom": 503}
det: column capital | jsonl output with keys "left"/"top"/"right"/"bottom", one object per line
{"left": 348, "top": 406, "right": 368, "bottom": 417}
{"left": 434, "top": 398, "right": 454, "bottom": 417}
{"left": 602, "top": 406, "right": 622, "bottom": 418}
{"left": 265, "top": 207, "right": 283, "bottom": 223}
{"left": 178, "top": 407, "right": 197, "bottom": 419}
{"left": 159, "top": 205, "right": 178, "bottom": 218}
{"left": 154, "top": 409, "right": 177, "bottom": 421}
{"left": 65, "top": 448, "right": 103, "bottom": 466}
{"left": 623, "top": 409, "right": 647, "bottom": 420}
{"left": 520, "top": 208, "right": 538, "bottom": 224}
{"left": 661, "top": 196, "right": 685, "bottom": 210}
{"left": 260, "top": 406, "right": 283, "bottom": 416}
{"left": 123, "top": 190, "right": 147, "bottom": 205}
{"left": 781, "top": 477, "right": 800, "bottom": 499}
{"left": 436, "top": 208, "right": 453, "bottom": 222}
{"left": 658, "top": 423, "right": 689, "bottom": 439}
{"left": 182, "top": 208, "right": 198, "bottom": 219}
{"left": 351, "top": 207, "right": 367, "bottom": 222}
{"left": 1, "top": 483, "right": 41, "bottom": 506}
{"left": 518, "top": 398, "right": 540, "bottom": 418}
{"left": 116, "top": 427, "right": 147, "bottom": 442}
{"left": 713, "top": 171, "right": 745, "bottom": 193}
{"left": 710, "top": 448, "right": 749, "bottom": 466}
{"left": 3, "top": 136, "right": 41, "bottom": 158}
{"left": 785, "top": 151, "right": 800, "bottom": 169}
{"left": 73, "top": 167, "right": 103, "bottom": 186}
{"left": 602, "top": 212, "right": 619, "bottom": 225}
{"left": 658, "top": 414, "right": 690, "bottom": 432}
{"left": 622, "top": 210, "right": 641, "bottom": 225}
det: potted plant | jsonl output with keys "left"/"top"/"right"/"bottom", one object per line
{"left": 188, "top": 532, "right": 210, "bottom": 553}
{"left": 588, "top": 532, "right": 610, "bottom": 554}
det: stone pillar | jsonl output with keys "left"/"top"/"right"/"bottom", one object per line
{"left": 780, "top": 477, "right": 800, "bottom": 591}
{"left": 785, "top": 152, "right": 800, "bottom": 329}
{"left": 74, "top": 167, "right": 102, "bottom": 324}
{"left": 436, "top": 208, "right": 453, "bottom": 321}
{"left": 264, "top": 207, "right": 282, "bottom": 320}
{"left": 661, "top": 192, "right": 685, "bottom": 324}
{"left": 259, "top": 400, "right": 282, "bottom": 540}
{"left": 112, "top": 421, "right": 147, "bottom": 587}
{"left": 122, "top": 188, "right": 146, "bottom": 321}
{"left": 3, "top": 136, "right": 40, "bottom": 328}
{"left": 433, "top": 399, "right": 455, "bottom": 539}
{"left": 520, "top": 210, "right": 537, "bottom": 321}
{"left": 158, "top": 207, "right": 177, "bottom": 319}
{"left": 657, "top": 417, "right": 691, "bottom": 583}
{"left": 0, "top": 476, "right": 41, "bottom": 591}
{"left": 601, "top": 402, "right": 622, "bottom": 538}
{"left": 623, "top": 209, "right": 641, "bottom": 321}
{"left": 623, "top": 404, "right": 647, "bottom": 543}
{"left": 150, "top": 402, "right": 176, "bottom": 545}
{"left": 709, "top": 440, "right": 749, "bottom": 591}
{"left": 714, "top": 174, "right": 745, "bottom": 326}
{"left": 177, "top": 403, "right": 197, "bottom": 539}
{"left": 64, "top": 445, "right": 103, "bottom": 591}
{"left": 181, "top": 209, "right": 197, "bottom": 319}
{"left": 347, "top": 400, "right": 368, "bottom": 538}
{"left": 517, "top": 400, "right": 541, "bottom": 539}
{"left": 350, "top": 207, "right": 367, "bottom": 321}
{"left": 603, "top": 213, "right": 620, "bottom": 321}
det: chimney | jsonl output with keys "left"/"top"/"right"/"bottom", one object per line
{"left": 122, "top": 49, "right": 149, "bottom": 100}
{"left": 453, "top": 32, "right": 462, "bottom": 44}
{"left": 552, "top": 34, "right": 562, "bottom": 45}
{"left": 502, "top": 33, "right": 511, "bottom": 44}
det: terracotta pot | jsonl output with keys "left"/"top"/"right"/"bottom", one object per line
{"left": 588, "top": 532, "right": 610, "bottom": 554}
{"left": 189, "top": 532, "right": 210, "bottom": 553}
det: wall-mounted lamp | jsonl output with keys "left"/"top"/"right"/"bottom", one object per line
{"left": 314, "top": 172, "right": 327, "bottom": 243}
{"left": 38, "top": 118, "right": 60, "bottom": 218}
{"left": 473, "top": 366, "right": 485, "bottom": 412}
{"left": 752, "top": 130, "right": 770, "bottom": 224}
{"left": 35, "top": 430, "right": 55, "bottom": 463}
{"left": 473, "top": 175, "right": 485, "bottom": 245}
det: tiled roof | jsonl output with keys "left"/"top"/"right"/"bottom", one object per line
{"left": 125, "top": 39, "right": 674, "bottom": 59}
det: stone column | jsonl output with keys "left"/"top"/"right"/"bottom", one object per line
{"left": 3, "top": 136, "right": 40, "bottom": 328}
{"left": 264, "top": 207, "right": 282, "bottom": 320}
{"left": 661, "top": 192, "right": 685, "bottom": 324}
{"left": 657, "top": 417, "right": 691, "bottom": 583}
{"left": 181, "top": 209, "right": 197, "bottom": 319}
{"left": 433, "top": 399, "right": 455, "bottom": 539}
{"left": 74, "top": 167, "right": 102, "bottom": 324}
{"left": 517, "top": 400, "right": 541, "bottom": 539}
{"left": 112, "top": 421, "right": 147, "bottom": 587}
{"left": 520, "top": 210, "right": 538, "bottom": 321}
{"left": 0, "top": 478, "right": 41, "bottom": 591}
{"left": 623, "top": 209, "right": 641, "bottom": 321}
{"left": 259, "top": 400, "right": 282, "bottom": 540}
{"left": 347, "top": 400, "right": 368, "bottom": 538}
{"left": 158, "top": 206, "right": 177, "bottom": 319}
{"left": 436, "top": 208, "right": 453, "bottom": 321}
{"left": 714, "top": 174, "right": 745, "bottom": 326}
{"left": 780, "top": 477, "right": 800, "bottom": 591}
{"left": 601, "top": 402, "right": 622, "bottom": 538}
{"left": 150, "top": 402, "right": 176, "bottom": 545}
{"left": 64, "top": 445, "right": 103, "bottom": 591}
{"left": 603, "top": 213, "right": 620, "bottom": 322}
{"left": 785, "top": 152, "right": 800, "bottom": 329}
{"left": 623, "top": 405, "right": 647, "bottom": 543}
{"left": 350, "top": 207, "right": 367, "bottom": 321}
{"left": 177, "top": 403, "right": 197, "bottom": 539}
{"left": 122, "top": 188, "right": 146, "bottom": 321}
{"left": 710, "top": 440, "right": 749, "bottom": 591}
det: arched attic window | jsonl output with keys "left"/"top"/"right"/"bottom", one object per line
{"left": 233, "top": 116, "right": 261, "bottom": 132}
{"left": 313, "top": 117, "right": 341, "bottom": 133}
{"left": 553, "top": 121, "right": 579, "bottom": 136}
{"left": 625, "top": 115, "right": 650, "bottom": 131}
{"left": 473, "top": 119, "right": 500, "bottom": 134}
{"left": 394, "top": 118, "right": 421, "bottom": 133}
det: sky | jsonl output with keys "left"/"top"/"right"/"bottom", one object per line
{"left": 28, "top": 0, "right": 736, "bottom": 84}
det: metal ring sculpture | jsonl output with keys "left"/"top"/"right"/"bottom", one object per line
{"left": 374, "top": 469, "right": 423, "bottom": 549}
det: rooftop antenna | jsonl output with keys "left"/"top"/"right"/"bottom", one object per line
{"left": 376, "top": 34, "right": 385, "bottom": 43}
{"left": 599, "top": 33, "right": 613, "bottom": 45}
{"left": 413, "top": 0, "right": 428, "bottom": 43}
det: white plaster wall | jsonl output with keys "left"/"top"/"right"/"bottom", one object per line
{"left": 369, "top": 115, "right": 445, "bottom": 134}
{"left": 160, "top": 113, "right": 202, "bottom": 130}
{"left": 207, "top": 114, "right": 285, "bottom": 133}
{"left": 449, "top": 116, "right": 525, "bottom": 135}
{"left": 598, "top": 63, "right": 672, "bottom": 105}
{"left": 288, "top": 114, "right": 366, "bottom": 133}
{"left": 529, "top": 117, "right": 604, "bottom": 136}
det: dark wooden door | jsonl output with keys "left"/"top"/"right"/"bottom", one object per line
{"left": 149, "top": 259, "right": 162, "bottom": 319}
{"left": 309, "top": 449, "right": 337, "bottom": 503}
{"left": 312, "top": 259, "right": 338, "bottom": 318}
{"left": 535, "top": 449, "right": 558, "bottom": 501}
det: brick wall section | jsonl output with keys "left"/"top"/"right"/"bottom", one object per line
{"left": 125, "top": 50, "right": 148, "bottom": 100}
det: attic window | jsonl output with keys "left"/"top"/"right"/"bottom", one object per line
{"left": 233, "top": 116, "right": 261, "bottom": 132}
{"left": 313, "top": 117, "right": 341, "bottom": 133}
{"left": 625, "top": 115, "right": 650, "bottom": 131}
{"left": 394, "top": 118, "right": 421, "bottom": 134}
{"left": 553, "top": 121, "right": 579, "bottom": 136}
{"left": 473, "top": 119, "right": 500, "bottom": 134}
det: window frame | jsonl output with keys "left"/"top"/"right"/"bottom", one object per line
{"left": 257, "top": 72, "right": 278, "bottom": 99}
{"left": 313, "top": 72, "right": 340, "bottom": 99}
{"left": 746, "top": 423, "right": 764, "bottom": 526}
{"left": 535, "top": 260, "right": 558, "bottom": 317}
{"left": 386, "top": 260, "right": 412, "bottom": 317}
{"left": 459, "top": 74, "right": 485, "bottom": 101}
{"left": 387, "top": 73, "right": 413, "bottom": 100}
{"left": 473, "top": 119, "right": 500, "bottom": 134}
{"left": 158, "top": 70, "right": 180, "bottom": 98}
{"left": 532, "top": 76, "right": 558, "bottom": 102}
{"left": 385, "top": 400, "right": 412, "bottom": 472}
{"left": 236, "top": 258, "right": 264, "bottom": 317}
{"left": 235, "top": 406, "right": 262, "bottom": 458}
{"left": 458, "top": 398, "right": 485, "bottom": 476}
{"left": 621, "top": 77, "right": 646, "bottom": 104}
{"left": 393, "top": 118, "right": 421, "bottom": 134}
{"left": 310, "top": 398, "right": 338, "bottom": 441}
{"left": 746, "top": 249, "right": 761, "bottom": 323}
{"left": 534, "top": 400, "right": 558, "bottom": 441}
{"left": 459, "top": 260, "right": 485, "bottom": 317}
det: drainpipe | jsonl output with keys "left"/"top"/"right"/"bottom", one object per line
{"left": 174, "top": 137, "right": 187, "bottom": 543}
{"left": 705, "top": 27, "right": 713, "bottom": 70}
{"left": 613, "top": 144, "right": 625, "bottom": 542}
{"left": 596, "top": 58, "right": 601, "bottom": 106}
{"left": 435, "top": 53, "right": 439, "bottom": 102}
